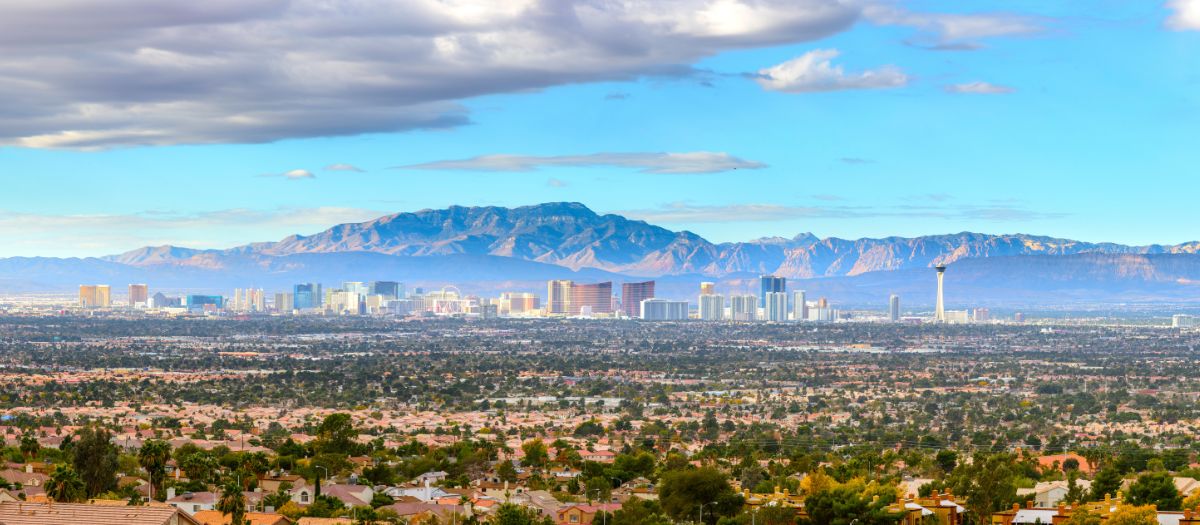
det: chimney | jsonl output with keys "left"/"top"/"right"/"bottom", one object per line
{"left": 166, "top": 487, "right": 176, "bottom": 501}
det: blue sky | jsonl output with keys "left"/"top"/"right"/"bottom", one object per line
{"left": 0, "top": 0, "right": 1197, "bottom": 256}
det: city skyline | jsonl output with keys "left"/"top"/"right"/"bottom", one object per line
{"left": 0, "top": 2, "right": 1198, "bottom": 256}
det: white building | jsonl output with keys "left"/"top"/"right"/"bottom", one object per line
{"left": 730, "top": 294, "right": 757, "bottom": 321}
{"left": 792, "top": 290, "right": 807, "bottom": 321}
{"left": 764, "top": 292, "right": 788, "bottom": 322}
{"left": 641, "top": 298, "right": 688, "bottom": 320}
{"left": 1173, "top": 314, "right": 1198, "bottom": 328}
{"left": 698, "top": 294, "right": 725, "bottom": 321}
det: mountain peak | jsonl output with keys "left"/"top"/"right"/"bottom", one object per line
{"left": 99, "top": 203, "right": 1200, "bottom": 279}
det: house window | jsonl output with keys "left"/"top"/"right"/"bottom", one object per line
{"left": 570, "top": 514, "right": 579, "bottom": 523}
{"left": 301, "top": 492, "right": 310, "bottom": 503}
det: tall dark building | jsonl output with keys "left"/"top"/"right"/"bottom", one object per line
{"left": 621, "top": 281, "right": 655, "bottom": 318}
{"left": 294, "top": 283, "right": 323, "bottom": 309}
{"left": 369, "top": 281, "right": 403, "bottom": 299}
{"left": 760, "top": 275, "right": 786, "bottom": 307}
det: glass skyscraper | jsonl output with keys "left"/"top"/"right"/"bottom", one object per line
{"left": 293, "top": 283, "right": 322, "bottom": 309}
{"left": 760, "top": 275, "right": 786, "bottom": 307}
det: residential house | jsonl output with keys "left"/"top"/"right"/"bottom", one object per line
{"left": 557, "top": 503, "right": 622, "bottom": 525}
{"left": 1016, "top": 480, "right": 1092, "bottom": 508}
{"left": 192, "top": 510, "right": 292, "bottom": 525}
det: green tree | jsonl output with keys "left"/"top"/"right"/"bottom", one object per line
{"left": 1126, "top": 471, "right": 1182, "bottom": 510}
{"left": 944, "top": 453, "right": 1021, "bottom": 525}
{"left": 138, "top": 439, "right": 171, "bottom": 501}
{"left": 46, "top": 465, "right": 87, "bottom": 503}
{"left": 935, "top": 450, "right": 958, "bottom": 473}
{"left": 1090, "top": 466, "right": 1124, "bottom": 502}
{"left": 1064, "top": 470, "right": 1087, "bottom": 505}
{"left": 217, "top": 482, "right": 248, "bottom": 525}
{"left": 609, "top": 498, "right": 672, "bottom": 525}
{"left": 316, "top": 413, "right": 358, "bottom": 455}
{"left": 498, "top": 460, "right": 519, "bottom": 483}
{"left": 802, "top": 479, "right": 902, "bottom": 525}
{"left": 494, "top": 502, "right": 549, "bottom": 525}
{"left": 522, "top": 439, "right": 549, "bottom": 468}
{"left": 658, "top": 467, "right": 742, "bottom": 525}
{"left": 20, "top": 434, "right": 40, "bottom": 459}
{"left": 72, "top": 426, "right": 119, "bottom": 497}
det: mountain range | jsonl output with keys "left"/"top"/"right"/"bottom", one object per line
{"left": 3, "top": 202, "right": 1200, "bottom": 306}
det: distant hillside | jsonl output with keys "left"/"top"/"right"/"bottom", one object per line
{"left": 2, "top": 203, "right": 1199, "bottom": 305}
{"left": 103, "top": 202, "right": 1200, "bottom": 278}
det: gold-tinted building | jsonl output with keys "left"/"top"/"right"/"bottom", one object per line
{"left": 79, "top": 284, "right": 112, "bottom": 308}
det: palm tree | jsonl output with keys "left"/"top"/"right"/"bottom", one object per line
{"left": 138, "top": 439, "right": 171, "bottom": 501}
{"left": 216, "top": 482, "right": 248, "bottom": 525}
{"left": 46, "top": 465, "right": 86, "bottom": 503}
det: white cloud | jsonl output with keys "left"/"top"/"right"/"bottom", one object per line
{"left": 1167, "top": 0, "right": 1200, "bottom": 30}
{"left": 324, "top": 163, "right": 364, "bottom": 172}
{"left": 945, "top": 81, "right": 1015, "bottom": 94}
{"left": 282, "top": 169, "right": 315, "bottom": 179}
{"left": 0, "top": 0, "right": 860, "bottom": 148}
{"left": 755, "top": 49, "right": 907, "bottom": 93}
{"left": 864, "top": 5, "right": 1043, "bottom": 49}
{"left": 399, "top": 152, "right": 766, "bottom": 174}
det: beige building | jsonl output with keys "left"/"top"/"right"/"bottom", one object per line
{"left": 79, "top": 284, "right": 112, "bottom": 308}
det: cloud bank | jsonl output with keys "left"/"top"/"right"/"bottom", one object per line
{"left": 0, "top": 0, "right": 859, "bottom": 149}
{"left": 756, "top": 49, "right": 907, "bottom": 93}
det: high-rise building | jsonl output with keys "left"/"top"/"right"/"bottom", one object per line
{"left": 78, "top": 285, "right": 111, "bottom": 308}
{"left": 293, "top": 283, "right": 323, "bottom": 310}
{"left": 699, "top": 294, "right": 725, "bottom": 321}
{"left": 640, "top": 299, "right": 688, "bottom": 320}
{"left": 973, "top": 307, "right": 990, "bottom": 322}
{"left": 274, "top": 292, "right": 294, "bottom": 312}
{"left": 498, "top": 292, "right": 540, "bottom": 315}
{"left": 731, "top": 294, "right": 757, "bottom": 321}
{"left": 764, "top": 291, "right": 788, "bottom": 321}
{"left": 547, "top": 280, "right": 572, "bottom": 315}
{"left": 700, "top": 282, "right": 715, "bottom": 295}
{"left": 327, "top": 291, "right": 363, "bottom": 315}
{"left": 793, "top": 290, "right": 807, "bottom": 321}
{"left": 342, "top": 282, "right": 368, "bottom": 297}
{"left": 889, "top": 294, "right": 900, "bottom": 322}
{"left": 935, "top": 265, "right": 947, "bottom": 323}
{"left": 621, "top": 281, "right": 655, "bottom": 318}
{"left": 231, "top": 288, "right": 266, "bottom": 312}
{"left": 570, "top": 282, "right": 613, "bottom": 315}
{"left": 368, "top": 281, "right": 404, "bottom": 300}
{"left": 1173, "top": 315, "right": 1198, "bottom": 328}
{"left": 128, "top": 284, "right": 149, "bottom": 306}
{"left": 760, "top": 275, "right": 786, "bottom": 307}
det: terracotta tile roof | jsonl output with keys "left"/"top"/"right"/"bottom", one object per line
{"left": 0, "top": 501, "right": 201, "bottom": 525}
